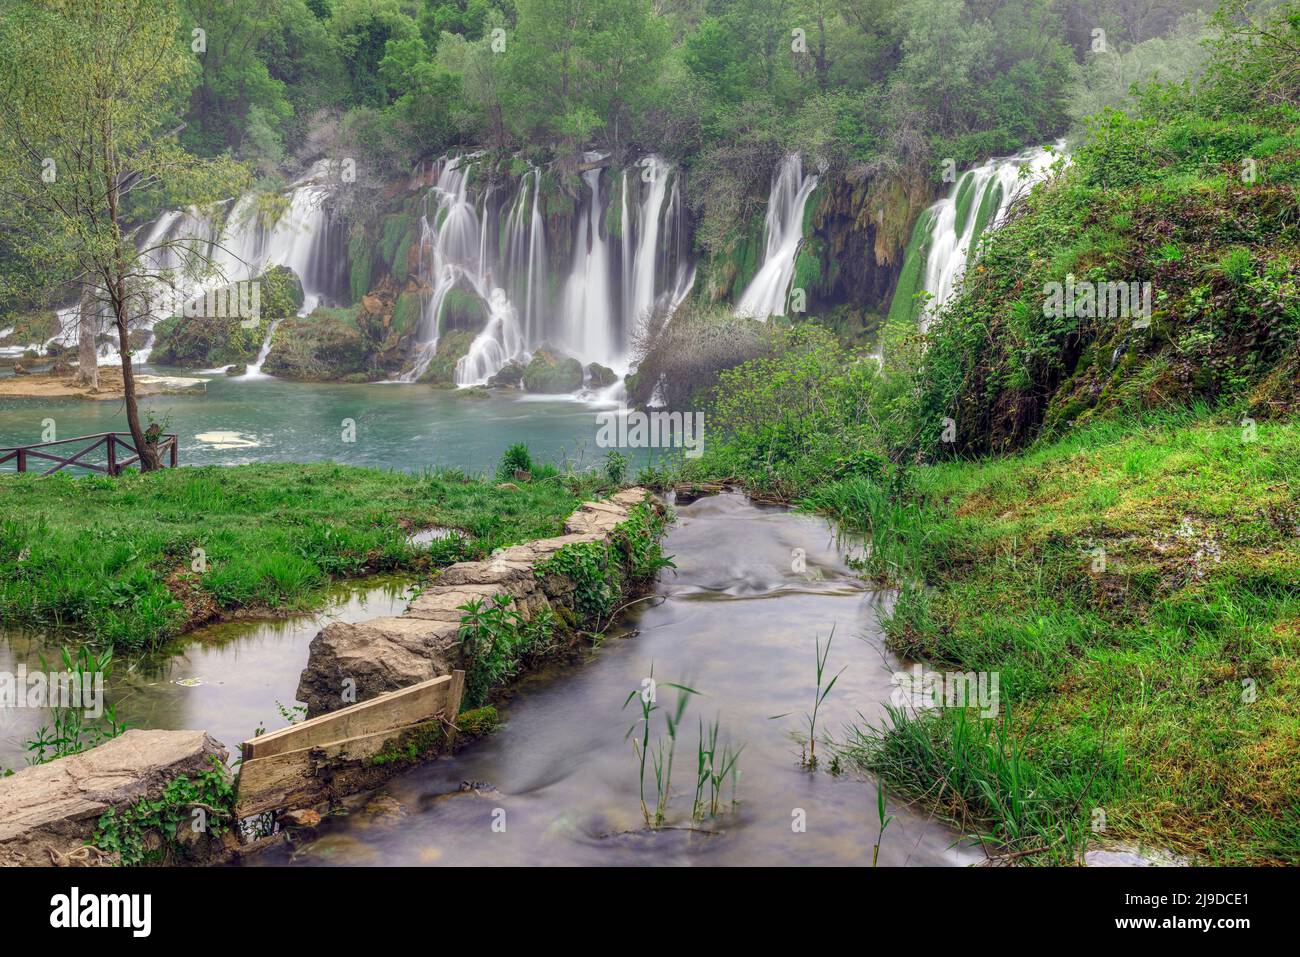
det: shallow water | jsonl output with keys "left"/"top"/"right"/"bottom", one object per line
{"left": 0, "top": 578, "right": 414, "bottom": 771}
{"left": 0, "top": 368, "right": 643, "bottom": 475}
{"left": 258, "top": 494, "right": 977, "bottom": 867}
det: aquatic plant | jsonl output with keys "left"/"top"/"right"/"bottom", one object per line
{"left": 773, "top": 626, "right": 844, "bottom": 770}
{"left": 872, "top": 782, "right": 894, "bottom": 867}
{"left": 623, "top": 671, "right": 699, "bottom": 828}
{"left": 24, "top": 646, "right": 126, "bottom": 765}
{"left": 693, "top": 716, "right": 744, "bottom": 822}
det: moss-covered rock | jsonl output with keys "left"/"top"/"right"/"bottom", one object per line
{"left": 149, "top": 315, "right": 264, "bottom": 368}
{"left": 149, "top": 267, "right": 305, "bottom": 368}
{"left": 487, "top": 360, "right": 525, "bottom": 388}
{"left": 416, "top": 329, "right": 476, "bottom": 386}
{"left": 523, "top": 347, "right": 583, "bottom": 393}
{"left": 262, "top": 308, "right": 372, "bottom": 380}
{"left": 585, "top": 362, "right": 618, "bottom": 388}
{"left": 440, "top": 288, "right": 489, "bottom": 332}
{"left": 259, "top": 265, "right": 306, "bottom": 318}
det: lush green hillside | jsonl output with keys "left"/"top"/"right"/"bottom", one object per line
{"left": 660, "top": 0, "right": 1300, "bottom": 863}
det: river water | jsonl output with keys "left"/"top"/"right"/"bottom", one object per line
{"left": 0, "top": 367, "right": 628, "bottom": 476}
{"left": 1, "top": 373, "right": 972, "bottom": 864}
{"left": 253, "top": 493, "right": 977, "bottom": 867}
{"left": 0, "top": 579, "right": 415, "bottom": 771}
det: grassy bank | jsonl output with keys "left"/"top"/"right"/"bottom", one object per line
{"left": 815, "top": 410, "right": 1298, "bottom": 863}
{"left": 0, "top": 462, "right": 598, "bottom": 649}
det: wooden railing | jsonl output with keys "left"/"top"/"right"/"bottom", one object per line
{"left": 0, "top": 431, "right": 178, "bottom": 476}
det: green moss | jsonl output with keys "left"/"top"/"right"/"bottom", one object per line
{"left": 391, "top": 292, "right": 422, "bottom": 338}
{"left": 364, "top": 718, "right": 448, "bottom": 767}
{"left": 348, "top": 232, "right": 373, "bottom": 304}
{"left": 417, "top": 328, "right": 476, "bottom": 385}
{"left": 522, "top": 349, "right": 583, "bottom": 393}
{"left": 884, "top": 206, "right": 936, "bottom": 327}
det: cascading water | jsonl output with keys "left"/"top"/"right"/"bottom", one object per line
{"left": 49, "top": 161, "right": 346, "bottom": 369}
{"left": 628, "top": 156, "right": 670, "bottom": 335}
{"left": 734, "top": 153, "right": 819, "bottom": 320}
{"left": 498, "top": 167, "right": 548, "bottom": 349}
{"left": 560, "top": 153, "right": 616, "bottom": 367}
{"left": 888, "top": 143, "right": 1061, "bottom": 332}
{"left": 394, "top": 151, "right": 698, "bottom": 388}
{"left": 400, "top": 158, "right": 490, "bottom": 382}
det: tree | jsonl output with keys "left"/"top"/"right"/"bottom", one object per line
{"left": 0, "top": 0, "right": 247, "bottom": 470}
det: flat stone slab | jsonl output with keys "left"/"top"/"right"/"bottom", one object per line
{"left": 297, "top": 488, "right": 652, "bottom": 716}
{"left": 0, "top": 729, "right": 227, "bottom": 866}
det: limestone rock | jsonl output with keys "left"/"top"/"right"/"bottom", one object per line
{"left": 296, "top": 616, "right": 462, "bottom": 717}
{"left": 0, "top": 729, "right": 227, "bottom": 867}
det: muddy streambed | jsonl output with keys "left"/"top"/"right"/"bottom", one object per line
{"left": 0, "top": 578, "right": 415, "bottom": 770}
{"left": 259, "top": 493, "right": 978, "bottom": 867}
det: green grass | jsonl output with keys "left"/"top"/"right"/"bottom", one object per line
{"left": 835, "top": 411, "right": 1300, "bottom": 864}
{"left": 0, "top": 462, "right": 597, "bottom": 650}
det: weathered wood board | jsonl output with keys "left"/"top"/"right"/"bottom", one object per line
{"left": 235, "top": 671, "right": 464, "bottom": 817}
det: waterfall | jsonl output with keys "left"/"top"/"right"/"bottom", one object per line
{"left": 391, "top": 151, "right": 698, "bottom": 387}
{"left": 50, "top": 161, "right": 345, "bottom": 368}
{"left": 735, "top": 153, "right": 819, "bottom": 320}
{"left": 620, "top": 171, "right": 633, "bottom": 335}
{"left": 499, "top": 167, "right": 547, "bottom": 348}
{"left": 244, "top": 317, "right": 283, "bottom": 377}
{"left": 397, "top": 156, "right": 526, "bottom": 386}
{"left": 890, "top": 144, "right": 1060, "bottom": 332}
{"left": 560, "top": 153, "right": 615, "bottom": 367}
{"left": 628, "top": 156, "right": 670, "bottom": 336}
{"left": 659, "top": 170, "right": 696, "bottom": 324}
{"left": 401, "top": 157, "right": 485, "bottom": 382}
{"left": 455, "top": 289, "right": 525, "bottom": 385}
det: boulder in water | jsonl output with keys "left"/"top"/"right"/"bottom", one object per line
{"left": 262, "top": 308, "right": 371, "bottom": 381}
{"left": 523, "top": 347, "right": 583, "bottom": 393}
{"left": 585, "top": 362, "right": 618, "bottom": 389}
{"left": 225, "top": 363, "right": 247, "bottom": 377}
{"left": 486, "top": 360, "right": 525, "bottom": 389}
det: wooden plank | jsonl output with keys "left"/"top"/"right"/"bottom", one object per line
{"left": 241, "top": 672, "right": 463, "bottom": 761}
{"left": 235, "top": 721, "right": 442, "bottom": 817}
{"left": 234, "top": 670, "right": 467, "bottom": 818}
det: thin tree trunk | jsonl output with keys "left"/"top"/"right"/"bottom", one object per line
{"left": 77, "top": 290, "right": 99, "bottom": 390}
{"left": 113, "top": 296, "right": 158, "bottom": 472}
{"left": 103, "top": 114, "right": 158, "bottom": 473}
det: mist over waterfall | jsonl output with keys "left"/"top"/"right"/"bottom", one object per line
{"left": 400, "top": 152, "right": 696, "bottom": 387}
{"left": 889, "top": 144, "right": 1061, "bottom": 332}
{"left": 734, "top": 153, "right": 819, "bottom": 320}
